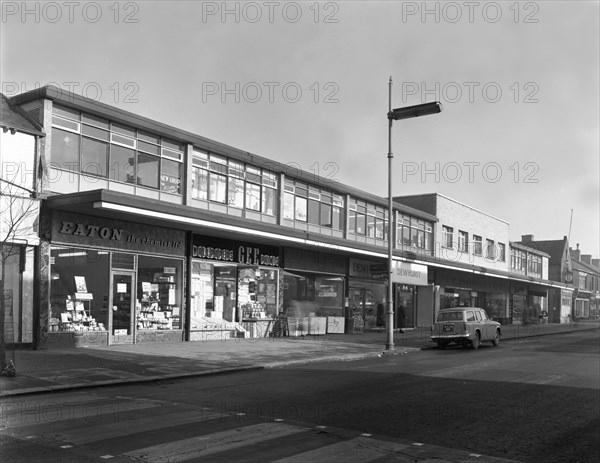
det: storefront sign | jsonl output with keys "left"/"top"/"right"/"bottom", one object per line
{"left": 392, "top": 261, "right": 428, "bottom": 285}
{"left": 284, "top": 247, "right": 345, "bottom": 274}
{"left": 436, "top": 269, "right": 508, "bottom": 293}
{"left": 192, "top": 235, "right": 280, "bottom": 267}
{"left": 349, "top": 258, "right": 384, "bottom": 278}
{"left": 51, "top": 211, "right": 185, "bottom": 257}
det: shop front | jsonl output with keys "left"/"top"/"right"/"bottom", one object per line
{"left": 547, "top": 287, "right": 573, "bottom": 323}
{"left": 348, "top": 258, "right": 387, "bottom": 332}
{"left": 46, "top": 210, "right": 186, "bottom": 347}
{"left": 510, "top": 282, "right": 549, "bottom": 325}
{"left": 282, "top": 247, "right": 346, "bottom": 336}
{"left": 435, "top": 269, "right": 509, "bottom": 324}
{"left": 573, "top": 291, "right": 591, "bottom": 319}
{"left": 189, "top": 235, "right": 282, "bottom": 341}
{"left": 392, "top": 261, "right": 429, "bottom": 329}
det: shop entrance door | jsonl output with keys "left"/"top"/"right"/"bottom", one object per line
{"left": 110, "top": 271, "right": 136, "bottom": 345}
{"left": 395, "top": 284, "right": 415, "bottom": 329}
{"left": 348, "top": 286, "right": 379, "bottom": 331}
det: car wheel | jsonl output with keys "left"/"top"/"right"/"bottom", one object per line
{"left": 492, "top": 330, "right": 500, "bottom": 347}
{"left": 437, "top": 341, "right": 447, "bottom": 349}
{"left": 471, "top": 332, "right": 480, "bottom": 349}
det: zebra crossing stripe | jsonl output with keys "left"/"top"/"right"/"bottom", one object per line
{"left": 61, "top": 408, "right": 225, "bottom": 445}
{"left": 1, "top": 395, "right": 162, "bottom": 429}
{"left": 270, "top": 435, "right": 411, "bottom": 463}
{"left": 122, "top": 422, "right": 309, "bottom": 463}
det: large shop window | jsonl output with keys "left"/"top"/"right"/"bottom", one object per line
{"left": 283, "top": 272, "right": 344, "bottom": 318}
{"left": 136, "top": 255, "right": 183, "bottom": 331}
{"left": 190, "top": 262, "right": 279, "bottom": 329}
{"left": 440, "top": 289, "right": 472, "bottom": 310}
{"left": 49, "top": 247, "right": 110, "bottom": 333}
{"left": 485, "top": 293, "right": 508, "bottom": 321}
{"left": 49, "top": 248, "right": 183, "bottom": 333}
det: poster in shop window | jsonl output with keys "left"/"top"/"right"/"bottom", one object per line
{"left": 74, "top": 276, "right": 88, "bottom": 293}
{"left": 266, "top": 284, "right": 276, "bottom": 304}
{"left": 161, "top": 174, "right": 181, "bottom": 194}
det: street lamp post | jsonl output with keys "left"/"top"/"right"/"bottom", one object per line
{"left": 386, "top": 77, "right": 442, "bottom": 350}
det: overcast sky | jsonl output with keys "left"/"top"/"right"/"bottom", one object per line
{"left": 2, "top": 1, "right": 599, "bottom": 256}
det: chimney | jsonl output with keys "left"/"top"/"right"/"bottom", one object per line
{"left": 580, "top": 255, "right": 592, "bottom": 265}
{"left": 592, "top": 258, "right": 600, "bottom": 268}
{"left": 521, "top": 234, "right": 534, "bottom": 243}
{"left": 571, "top": 244, "right": 581, "bottom": 261}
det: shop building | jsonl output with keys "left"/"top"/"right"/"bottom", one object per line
{"left": 569, "top": 245, "right": 600, "bottom": 319}
{"left": 395, "top": 194, "right": 561, "bottom": 325}
{"left": 508, "top": 242, "right": 552, "bottom": 324}
{"left": 8, "top": 86, "right": 443, "bottom": 347}
{"left": 43, "top": 205, "right": 186, "bottom": 347}
{"left": 396, "top": 193, "right": 513, "bottom": 322}
{"left": 516, "top": 235, "right": 600, "bottom": 323}
{"left": 189, "top": 235, "right": 282, "bottom": 340}
{"left": 0, "top": 95, "right": 44, "bottom": 349}
{"left": 7, "top": 86, "right": 570, "bottom": 349}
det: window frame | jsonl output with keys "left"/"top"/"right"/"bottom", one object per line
{"left": 472, "top": 235, "right": 483, "bottom": 256}
{"left": 486, "top": 239, "right": 496, "bottom": 259}
{"left": 458, "top": 230, "right": 468, "bottom": 253}
{"left": 442, "top": 225, "right": 454, "bottom": 249}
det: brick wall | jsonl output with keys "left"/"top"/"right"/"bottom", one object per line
{"left": 434, "top": 195, "right": 510, "bottom": 272}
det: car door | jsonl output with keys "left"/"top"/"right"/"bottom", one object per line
{"left": 480, "top": 309, "right": 496, "bottom": 340}
{"left": 465, "top": 310, "right": 476, "bottom": 338}
{"left": 474, "top": 309, "right": 487, "bottom": 340}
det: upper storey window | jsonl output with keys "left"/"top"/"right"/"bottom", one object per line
{"left": 50, "top": 106, "right": 183, "bottom": 194}
{"left": 397, "top": 213, "right": 433, "bottom": 253}
{"left": 348, "top": 198, "right": 387, "bottom": 239}
{"left": 284, "top": 179, "right": 344, "bottom": 230}
{"left": 191, "top": 149, "right": 278, "bottom": 216}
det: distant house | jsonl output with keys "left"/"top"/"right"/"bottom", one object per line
{"left": 569, "top": 244, "right": 600, "bottom": 319}
{"left": 516, "top": 235, "right": 600, "bottom": 322}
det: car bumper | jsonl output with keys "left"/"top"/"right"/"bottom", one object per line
{"left": 431, "top": 334, "right": 471, "bottom": 342}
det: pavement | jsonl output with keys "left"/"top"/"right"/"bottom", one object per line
{"left": 1, "top": 320, "right": 599, "bottom": 398}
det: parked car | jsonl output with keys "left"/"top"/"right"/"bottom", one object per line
{"left": 431, "top": 307, "right": 502, "bottom": 349}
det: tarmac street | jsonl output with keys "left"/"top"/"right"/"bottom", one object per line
{"left": 0, "top": 320, "right": 599, "bottom": 397}
{"left": 1, "top": 328, "right": 598, "bottom": 463}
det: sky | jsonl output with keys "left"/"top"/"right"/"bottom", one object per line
{"left": 2, "top": 0, "right": 599, "bottom": 257}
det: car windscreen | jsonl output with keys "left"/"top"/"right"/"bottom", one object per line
{"left": 436, "top": 311, "right": 464, "bottom": 321}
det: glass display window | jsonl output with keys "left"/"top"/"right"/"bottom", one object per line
{"left": 283, "top": 271, "right": 344, "bottom": 318}
{"left": 485, "top": 293, "right": 508, "bottom": 321}
{"left": 190, "top": 261, "right": 280, "bottom": 330}
{"left": 49, "top": 246, "right": 110, "bottom": 333}
{"left": 190, "top": 261, "right": 214, "bottom": 329}
{"left": 238, "top": 267, "right": 280, "bottom": 320}
{"left": 136, "top": 255, "right": 183, "bottom": 331}
{"left": 348, "top": 283, "right": 386, "bottom": 331}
